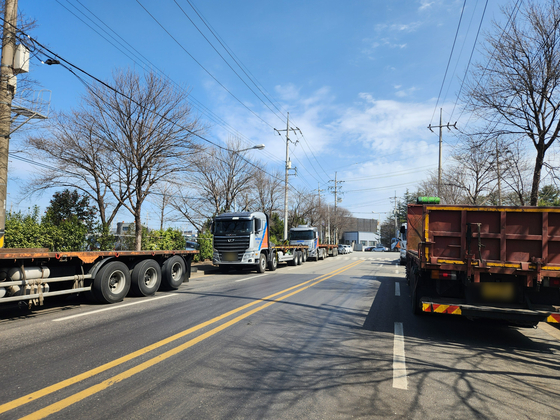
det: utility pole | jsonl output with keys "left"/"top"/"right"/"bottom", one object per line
{"left": 274, "top": 112, "right": 301, "bottom": 241}
{"left": 428, "top": 108, "right": 457, "bottom": 199}
{"left": 0, "top": 0, "right": 18, "bottom": 248}
{"left": 328, "top": 172, "right": 344, "bottom": 244}
{"left": 393, "top": 191, "right": 398, "bottom": 239}
{"left": 318, "top": 182, "right": 324, "bottom": 242}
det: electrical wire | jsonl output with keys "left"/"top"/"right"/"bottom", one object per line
{"left": 430, "top": 0, "right": 467, "bottom": 125}
{"left": 58, "top": 0, "right": 284, "bottom": 166}
{"left": 134, "top": 0, "right": 276, "bottom": 130}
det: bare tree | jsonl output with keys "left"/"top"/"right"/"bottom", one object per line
{"left": 172, "top": 139, "right": 258, "bottom": 230}
{"left": 149, "top": 181, "right": 178, "bottom": 231}
{"left": 26, "top": 110, "right": 125, "bottom": 228}
{"left": 28, "top": 69, "right": 202, "bottom": 250}
{"left": 252, "top": 169, "right": 283, "bottom": 220}
{"left": 448, "top": 135, "right": 497, "bottom": 204}
{"left": 465, "top": 0, "right": 560, "bottom": 205}
{"left": 417, "top": 169, "right": 466, "bottom": 204}
{"left": 92, "top": 70, "right": 201, "bottom": 249}
{"left": 499, "top": 138, "right": 533, "bottom": 205}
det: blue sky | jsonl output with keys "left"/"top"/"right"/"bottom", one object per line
{"left": 10, "top": 0, "right": 512, "bottom": 228}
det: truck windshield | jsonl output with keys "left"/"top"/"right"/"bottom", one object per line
{"left": 214, "top": 219, "right": 253, "bottom": 235}
{"left": 290, "top": 230, "right": 315, "bottom": 240}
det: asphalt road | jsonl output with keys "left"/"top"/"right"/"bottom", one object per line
{"left": 0, "top": 251, "right": 559, "bottom": 419}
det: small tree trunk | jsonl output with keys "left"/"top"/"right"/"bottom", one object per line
{"left": 530, "top": 146, "right": 545, "bottom": 206}
{"left": 134, "top": 210, "right": 142, "bottom": 251}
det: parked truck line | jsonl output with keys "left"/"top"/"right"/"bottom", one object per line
{"left": 212, "top": 212, "right": 309, "bottom": 273}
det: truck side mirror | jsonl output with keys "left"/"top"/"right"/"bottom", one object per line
{"left": 255, "top": 219, "right": 262, "bottom": 232}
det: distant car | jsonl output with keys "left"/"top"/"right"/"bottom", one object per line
{"left": 373, "top": 244, "right": 387, "bottom": 252}
{"left": 186, "top": 240, "right": 200, "bottom": 251}
{"left": 337, "top": 244, "right": 347, "bottom": 254}
{"left": 364, "top": 246, "right": 374, "bottom": 252}
{"left": 345, "top": 245, "right": 353, "bottom": 253}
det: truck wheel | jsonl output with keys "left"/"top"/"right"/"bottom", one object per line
{"left": 333, "top": 248, "right": 338, "bottom": 257}
{"left": 130, "top": 259, "right": 162, "bottom": 297}
{"left": 411, "top": 273, "right": 423, "bottom": 315}
{"left": 268, "top": 253, "right": 278, "bottom": 271}
{"left": 295, "top": 251, "right": 302, "bottom": 265}
{"left": 302, "top": 251, "right": 307, "bottom": 263}
{"left": 161, "top": 256, "right": 186, "bottom": 289}
{"left": 92, "top": 261, "right": 131, "bottom": 304}
{"left": 319, "top": 249, "right": 324, "bottom": 260}
{"left": 257, "top": 253, "right": 267, "bottom": 273}
{"left": 288, "top": 253, "right": 297, "bottom": 266}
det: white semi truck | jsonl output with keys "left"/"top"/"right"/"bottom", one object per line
{"left": 289, "top": 225, "right": 338, "bottom": 261}
{"left": 212, "top": 212, "right": 308, "bottom": 273}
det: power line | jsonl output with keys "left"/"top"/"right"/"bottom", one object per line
{"left": 134, "top": 0, "right": 276, "bottom": 130}
{"left": 173, "top": 0, "right": 286, "bottom": 124}
{"left": 57, "top": 0, "right": 284, "bottom": 166}
{"left": 430, "top": 0, "right": 467, "bottom": 125}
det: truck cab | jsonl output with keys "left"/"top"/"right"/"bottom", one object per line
{"left": 289, "top": 225, "right": 319, "bottom": 260}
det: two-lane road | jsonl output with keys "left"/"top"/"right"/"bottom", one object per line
{"left": 0, "top": 252, "right": 559, "bottom": 419}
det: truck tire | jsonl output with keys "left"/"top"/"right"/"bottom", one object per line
{"left": 92, "top": 261, "right": 131, "bottom": 304}
{"left": 161, "top": 256, "right": 186, "bottom": 289}
{"left": 130, "top": 259, "right": 161, "bottom": 297}
{"left": 268, "top": 253, "right": 278, "bottom": 271}
{"left": 288, "top": 253, "right": 297, "bottom": 266}
{"left": 257, "top": 253, "right": 267, "bottom": 273}
{"left": 410, "top": 267, "right": 423, "bottom": 315}
{"left": 302, "top": 251, "right": 307, "bottom": 263}
{"left": 319, "top": 249, "right": 324, "bottom": 260}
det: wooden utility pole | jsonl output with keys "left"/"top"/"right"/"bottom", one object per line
{"left": 0, "top": 0, "right": 18, "bottom": 248}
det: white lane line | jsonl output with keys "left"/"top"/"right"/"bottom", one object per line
{"left": 393, "top": 322, "right": 408, "bottom": 390}
{"left": 235, "top": 273, "right": 268, "bottom": 282}
{"left": 395, "top": 269, "right": 399, "bottom": 274}
{"left": 395, "top": 282, "right": 401, "bottom": 296}
{"left": 53, "top": 294, "right": 175, "bottom": 322}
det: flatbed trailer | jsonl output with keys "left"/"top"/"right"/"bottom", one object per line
{"left": 319, "top": 244, "right": 339, "bottom": 257}
{"left": 0, "top": 248, "right": 197, "bottom": 307}
{"left": 406, "top": 204, "right": 560, "bottom": 326}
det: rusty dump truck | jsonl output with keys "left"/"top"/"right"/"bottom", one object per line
{"left": 0, "top": 249, "right": 197, "bottom": 308}
{"left": 406, "top": 202, "right": 560, "bottom": 326}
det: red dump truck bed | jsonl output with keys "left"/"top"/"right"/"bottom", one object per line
{"left": 406, "top": 204, "right": 560, "bottom": 325}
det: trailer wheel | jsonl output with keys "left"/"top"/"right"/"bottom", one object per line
{"left": 161, "top": 256, "right": 186, "bottom": 289}
{"left": 319, "top": 249, "right": 324, "bottom": 260}
{"left": 302, "top": 251, "right": 307, "bottom": 263}
{"left": 410, "top": 269, "right": 423, "bottom": 315}
{"left": 257, "top": 253, "right": 267, "bottom": 273}
{"left": 296, "top": 251, "right": 303, "bottom": 265}
{"left": 268, "top": 253, "right": 278, "bottom": 271}
{"left": 130, "top": 259, "right": 161, "bottom": 297}
{"left": 92, "top": 261, "right": 131, "bottom": 304}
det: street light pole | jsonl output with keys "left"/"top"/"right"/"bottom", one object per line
{"left": 232, "top": 144, "right": 265, "bottom": 212}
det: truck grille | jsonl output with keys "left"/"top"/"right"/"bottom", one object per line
{"left": 214, "top": 236, "right": 250, "bottom": 262}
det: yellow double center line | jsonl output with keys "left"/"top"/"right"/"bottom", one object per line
{"left": 2, "top": 260, "right": 364, "bottom": 419}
